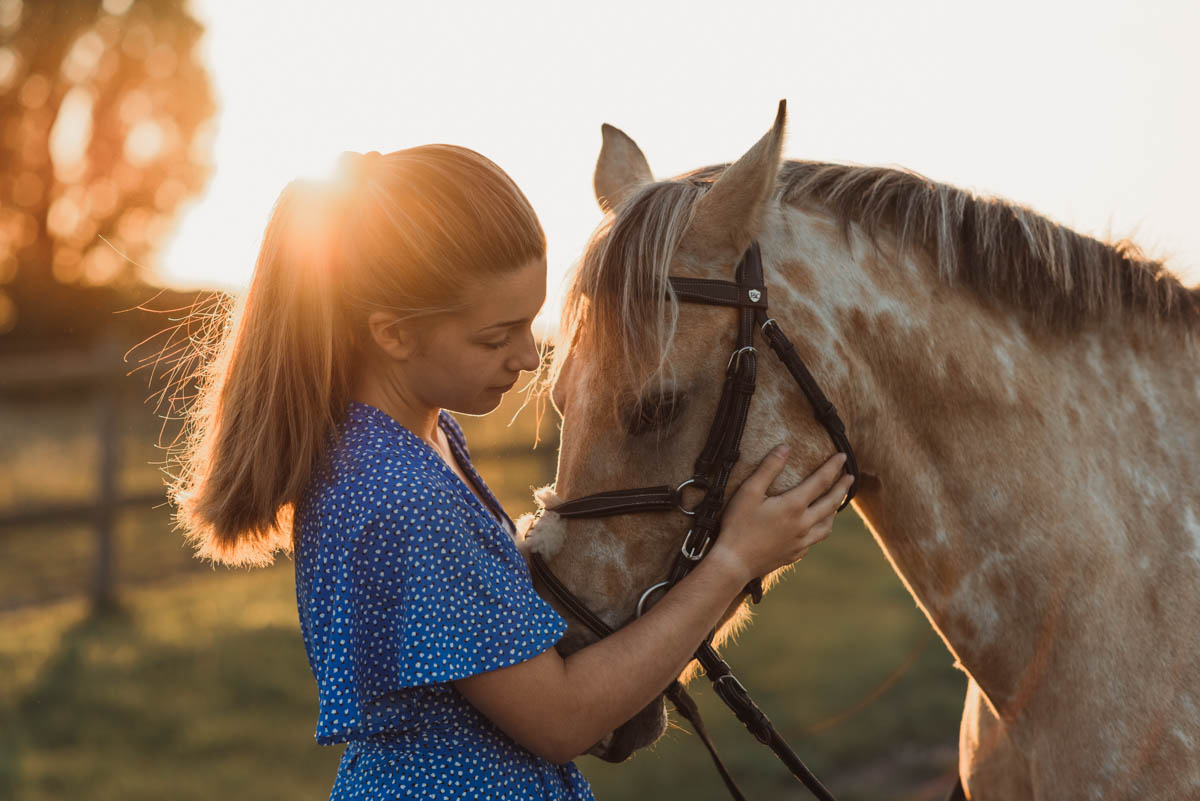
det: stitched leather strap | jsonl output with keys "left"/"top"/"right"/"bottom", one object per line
{"left": 756, "top": 309, "right": 859, "bottom": 509}
{"left": 529, "top": 552, "right": 614, "bottom": 638}
{"left": 670, "top": 277, "right": 769, "bottom": 309}
{"left": 550, "top": 486, "right": 679, "bottom": 519}
{"left": 531, "top": 240, "right": 855, "bottom": 801}
{"left": 696, "top": 643, "right": 839, "bottom": 801}
{"left": 666, "top": 681, "right": 750, "bottom": 801}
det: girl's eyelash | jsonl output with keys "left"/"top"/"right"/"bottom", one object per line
{"left": 486, "top": 336, "right": 512, "bottom": 350}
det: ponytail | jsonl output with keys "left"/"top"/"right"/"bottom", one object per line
{"left": 170, "top": 177, "right": 356, "bottom": 565}
{"left": 167, "top": 146, "right": 545, "bottom": 566}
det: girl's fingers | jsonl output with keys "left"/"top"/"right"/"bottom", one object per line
{"left": 805, "top": 472, "right": 856, "bottom": 520}
{"left": 780, "top": 452, "right": 848, "bottom": 508}
{"left": 802, "top": 514, "right": 836, "bottom": 546}
{"left": 730, "top": 450, "right": 852, "bottom": 575}
{"left": 739, "top": 443, "right": 791, "bottom": 496}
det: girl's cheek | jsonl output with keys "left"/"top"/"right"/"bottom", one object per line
{"left": 459, "top": 350, "right": 498, "bottom": 381}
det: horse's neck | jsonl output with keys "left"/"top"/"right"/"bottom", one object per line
{"left": 765, "top": 217, "right": 1200, "bottom": 721}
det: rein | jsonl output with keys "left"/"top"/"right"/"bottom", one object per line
{"left": 529, "top": 242, "right": 860, "bottom": 801}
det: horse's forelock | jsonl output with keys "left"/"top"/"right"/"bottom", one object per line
{"left": 555, "top": 179, "right": 710, "bottom": 410}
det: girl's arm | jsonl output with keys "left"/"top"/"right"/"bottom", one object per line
{"left": 454, "top": 446, "right": 853, "bottom": 764}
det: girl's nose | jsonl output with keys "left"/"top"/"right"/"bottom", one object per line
{"left": 509, "top": 327, "right": 540, "bottom": 373}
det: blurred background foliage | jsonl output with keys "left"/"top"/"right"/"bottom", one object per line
{"left": 0, "top": 1, "right": 964, "bottom": 799}
{"left": 0, "top": 0, "right": 214, "bottom": 352}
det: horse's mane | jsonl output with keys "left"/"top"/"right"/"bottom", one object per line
{"left": 556, "top": 160, "right": 1198, "bottom": 397}
{"left": 775, "top": 160, "right": 1197, "bottom": 335}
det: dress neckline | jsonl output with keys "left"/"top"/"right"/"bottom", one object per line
{"left": 347, "top": 401, "right": 514, "bottom": 535}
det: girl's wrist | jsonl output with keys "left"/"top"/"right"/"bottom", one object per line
{"left": 701, "top": 542, "right": 753, "bottom": 590}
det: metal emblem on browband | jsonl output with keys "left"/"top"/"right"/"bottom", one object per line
{"left": 748, "top": 289, "right": 762, "bottom": 302}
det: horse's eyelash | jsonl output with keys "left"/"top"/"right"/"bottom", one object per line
{"left": 626, "top": 392, "right": 686, "bottom": 436}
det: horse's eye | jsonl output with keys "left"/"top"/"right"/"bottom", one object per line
{"left": 625, "top": 392, "right": 686, "bottom": 436}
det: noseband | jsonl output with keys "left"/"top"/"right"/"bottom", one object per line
{"left": 529, "top": 242, "right": 860, "bottom": 801}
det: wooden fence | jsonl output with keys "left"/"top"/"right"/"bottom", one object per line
{"left": 0, "top": 341, "right": 162, "bottom": 610}
{"left": 0, "top": 341, "right": 558, "bottom": 611}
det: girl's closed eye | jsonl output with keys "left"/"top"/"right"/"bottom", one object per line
{"left": 485, "top": 335, "right": 512, "bottom": 350}
{"left": 177, "top": 143, "right": 595, "bottom": 801}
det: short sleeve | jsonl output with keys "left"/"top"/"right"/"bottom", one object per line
{"left": 350, "top": 485, "right": 567, "bottom": 698}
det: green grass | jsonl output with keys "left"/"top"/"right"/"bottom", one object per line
{"left": 0, "top": 390, "right": 556, "bottom": 609}
{"left": 578, "top": 512, "right": 965, "bottom": 801}
{"left": 0, "top": 514, "right": 965, "bottom": 801}
{"left": 1, "top": 390, "right": 965, "bottom": 800}
{"left": 0, "top": 567, "right": 341, "bottom": 801}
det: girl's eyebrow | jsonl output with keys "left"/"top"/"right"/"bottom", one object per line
{"left": 476, "top": 317, "right": 529, "bottom": 333}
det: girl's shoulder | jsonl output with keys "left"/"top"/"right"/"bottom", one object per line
{"left": 300, "top": 402, "right": 458, "bottom": 537}
{"left": 325, "top": 402, "right": 458, "bottom": 488}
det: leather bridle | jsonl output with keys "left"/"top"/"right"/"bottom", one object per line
{"left": 529, "top": 242, "right": 861, "bottom": 801}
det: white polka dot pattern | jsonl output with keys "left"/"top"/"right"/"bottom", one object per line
{"left": 294, "top": 401, "right": 594, "bottom": 800}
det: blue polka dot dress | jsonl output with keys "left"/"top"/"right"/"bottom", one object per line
{"left": 294, "top": 400, "right": 595, "bottom": 800}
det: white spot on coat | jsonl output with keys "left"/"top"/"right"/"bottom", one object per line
{"left": 993, "top": 344, "right": 1018, "bottom": 403}
{"left": 1184, "top": 506, "right": 1200, "bottom": 566}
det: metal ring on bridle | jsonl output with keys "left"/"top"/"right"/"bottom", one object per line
{"left": 760, "top": 317, "right": 779, "bottom": 335}
{"left": 726, "top": 345, "right": 757, "bottom": 371}
{"left": 675, "top": 477, "right": 705, "bottom": 516}
{"left": 636, "top": 580, "right": 670, "bottom": 617}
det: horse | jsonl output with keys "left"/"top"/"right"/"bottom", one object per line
{"left": 517, "top": 101, "right": 1200, "bottom": 799}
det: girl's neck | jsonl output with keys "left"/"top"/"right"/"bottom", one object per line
{"left": 351, "top": 369, "right": 441, "bottom": 447}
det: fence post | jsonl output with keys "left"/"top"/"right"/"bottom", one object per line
{"left": 92, "top": 339, "right": 121, "bottom": 612}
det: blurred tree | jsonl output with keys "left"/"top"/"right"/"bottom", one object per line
{"left": 0, "top": 0, "right": 215, "bottom": 347}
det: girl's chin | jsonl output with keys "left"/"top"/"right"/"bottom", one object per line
{"left": 453, "top": 393, "right": 505, "bottom": 416}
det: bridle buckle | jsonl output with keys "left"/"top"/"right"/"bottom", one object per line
{"left": 726, "top": 345, "right": 757, "bottom": 372}
{"left": 681, "top": 528, "right": 711, "bottom": 561}
{"left": 523, "top": 239, "right": 853, "bottom": 801}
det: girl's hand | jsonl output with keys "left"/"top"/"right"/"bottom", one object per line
{"left": 456, "top": 443, "right": 850, "bottom": 764}
{"left": 708, "top": 445, "right": 852, "bottom": 584}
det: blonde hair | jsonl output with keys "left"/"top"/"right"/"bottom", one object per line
{"left": 553, "top": 179, "right": 701, "bottom": 417}
{"left": 554, "top": 160, "right": 1198, "bottom": 410}
{"left": 167, "top": 145, "right": 545, "bottom": 566}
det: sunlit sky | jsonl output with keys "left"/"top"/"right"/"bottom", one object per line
{"left": 162, "top": 0, "right": 1200, "bottom": 331}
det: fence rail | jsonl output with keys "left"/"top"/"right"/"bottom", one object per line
{"left": 1, "top": 341, "right": 557, "bottom": 611}
{"left": 0, "top": 491, "right": 165, "bottom": 528}
{"left": 0, "top": 340, "right": 139, "bottom": 610}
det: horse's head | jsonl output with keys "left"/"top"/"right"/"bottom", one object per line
{"left": 520, "top": 102, "right": 865, "bottom": 762}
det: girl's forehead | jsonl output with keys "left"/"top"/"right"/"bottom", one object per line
{"left": 462, "top": 257, "right": 547, "bottom": 327}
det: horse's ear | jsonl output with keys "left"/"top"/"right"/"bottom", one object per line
{"left": 682, "top": 100, "right": 787, "bottom": 267}
{"left": 594, "top": 123, "right": 653, "bottom": 213}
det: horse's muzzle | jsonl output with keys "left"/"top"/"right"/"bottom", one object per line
{"left": 553, "top": 630, "right": 670, "bottom": 761}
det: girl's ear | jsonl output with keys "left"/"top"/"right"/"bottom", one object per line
{"left": 367, "top": 311, "right": 420, "bottom": 361}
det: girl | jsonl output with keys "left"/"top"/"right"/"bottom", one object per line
{"left": 172, "top": 145, "right": 853, "bottom": 800}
